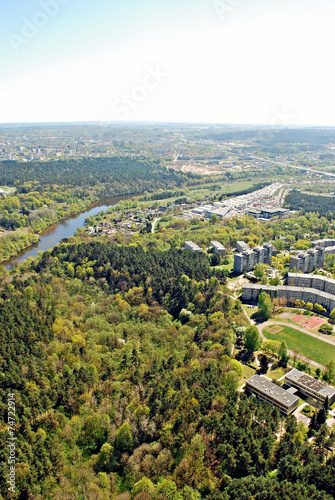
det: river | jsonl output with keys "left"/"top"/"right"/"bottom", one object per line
{"left": 4, "top": 194, "right": 134, "bottom": 270}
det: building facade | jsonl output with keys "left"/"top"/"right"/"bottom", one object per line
{"left": 285, "top": 368, "right": 335, "bottom": 406}
{"left": 287, "top": 272, "right": 335, "bottom": 296}
{"left": 246, "top": 374, "right": 299, "bottom": 415}
{"left": 312, "top": 239, "right": 335, "bottom": 249}
{"left": 234, "top": 242, "right": 276, "bottom": 274}
{"left": 184, "top": 241, "right": 202, "bottom": 252}
{"left": 211, "top": 241, "right": 226, "bottom": 256}
{"left": 242, "top": 284, "right": 335, "bottom": 313}
{"left": 289, "top": 248, "right": 324, "bottom": 273}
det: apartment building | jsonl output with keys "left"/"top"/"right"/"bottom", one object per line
{"left": 287, "top": 273, "right": 335, "bottom": 295}
{"left": 246, "top": 375, "right": 299, "bottom": 415}
{"left": 184, "top": 241, "right": 202, "bottom": 252}
{"left": 211, "top": 241, "right": 226, "bottom": 256}
{"left": 312, "top": 239, "right": 335, "bottom": 249}
{"left": 285, "top": 368, "right": 335, "bottom": 406}
{"left": 236, "top": 241, "right": 250, "bottom": 253}
{"left": 242, "top": 284, "right": 335, "bottom": 313}
{"left": 289, "top": 247, "right": 324, "bottom": 273}
{"left": 234, "top": 242, "right": 276, "bottom": 274}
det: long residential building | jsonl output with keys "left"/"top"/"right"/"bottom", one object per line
{"left": 184, "top": 241, "right": 202, "bottom": 252}
{"left": 211, "top": 241, "right": 226, "bottom": 256}
{"left": 236, "top": 241, "right": 250, "bottom": 253}
{"left": 246, "top": 374, "right": 299, "bottom": 415}
{"left": 242, "top": 284, "right": 335, "bottom": 313}
{"left": 289, "top": 247, "right": 324, "bottom": 273}
{"left": 287, "top": 272, "right": 335, "bottom": 295}
{"left": 285, "top": 368, "right": 335, "bottom": 406}
{"left": 234, "top": 242, "right": 276, "bottom": 274}
{"left": 312, "top": 239, "right": 335, "bottom": 249}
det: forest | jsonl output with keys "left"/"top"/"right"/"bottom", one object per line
{"left": 0, "top": 158, "right": 187, "bottom": 189}
{"left": 0, "top": 239, "right": 334, "bottom": 499}
{"left": 285, "top": 191, "right": 335, "bottom": 216}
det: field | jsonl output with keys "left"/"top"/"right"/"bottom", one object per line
{"left": 263, "top": 324, "right": 335, "bottom": 366}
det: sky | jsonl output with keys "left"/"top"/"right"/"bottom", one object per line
{"left": 0, "top": 0, "right": 335, "bottom": 125}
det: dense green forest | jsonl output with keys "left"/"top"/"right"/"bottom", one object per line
{"left": 0, "top": 240, "right": 334, "bottom": 499}
{"left": 0, "top": 158, "right": 186, "bottom": 189}
{"left": 285, "top": 191, "right": 335, "bottom": 216}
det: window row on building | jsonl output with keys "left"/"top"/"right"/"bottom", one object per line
{"left": 234, "top": 242, "right": 276, "bottom": 274}
{"left": 242, "top": 284, "right": 335, "bottom": 313}
{"left": 287, "top": 272, "right": 335, "bottom": 296}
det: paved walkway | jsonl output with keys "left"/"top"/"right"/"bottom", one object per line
{"left": 151, "top": 217, "right": 161, "bottom": 234}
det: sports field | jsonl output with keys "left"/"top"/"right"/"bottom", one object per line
{"left": 263, "top": 324, "right": 335, "bottom": 366}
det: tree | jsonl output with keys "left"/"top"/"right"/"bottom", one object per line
{"left": 254, "top": 263, "right": 266, "bottom": 279}
{"left": 244, "top": 326, "right": 262, "bottom": 353}
{"left": 114, "top": 422, "right": 134, "bottom": 454}
{"left": 262, "top": 339, "right": 281, "bottom": 358}
{"left": 211, "top": 253, "right": 221, "bottom": 266}
{"left": 279, "top": 340, "right": 289, "bottom": 366}
{"left": 258, "top": 291, "right": 273, "bottom": 320}
{"left": 319, "top": 323, "right": 333, "bottom": 335}
{"left": 259, "top": 354, "right": 269, "bottom": 373}
{"left": 323, "top": 360, "right": 335, "bottom": 384}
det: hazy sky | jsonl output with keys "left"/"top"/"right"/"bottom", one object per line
{"left": 1, "top": 0, "right": 335, "bottom": 125}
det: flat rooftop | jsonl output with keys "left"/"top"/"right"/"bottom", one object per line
{"left": 286, "top": 368, "right": 335, "bottom": 400}
{"left": 210, "top": 240, "right": 225, "bottom": 249}
{"left": 247, "top": 374, "right": 299, "bottom": 407}
{"left": 185, "top": 241, "right": 201, "bottom": 250}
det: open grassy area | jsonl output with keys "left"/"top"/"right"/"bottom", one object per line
{"left": 242, "top": 304, "right": 258, "bottom": 318}
{"left": 266, "top": 365, "right": 289, "bottom": 381}
{"left": 187, "top": 180, "right": 257, "bottom": 201}
{"left": 263, "top": 324, "right": 335, "bottom": 366}
{"left": 239, "top": 364, "right": 257, "bottom": 387}
{"left": 212, "top": 258, "right": 234, "bottom": 273}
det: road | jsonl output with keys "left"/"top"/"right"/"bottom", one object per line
{"left": 231, "top": 151, "right": 335, "bottom": 179}
{"left": 151, "top": 217, "right": 161, "bottom": 234}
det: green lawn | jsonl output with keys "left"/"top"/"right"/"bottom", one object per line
{"left": 239, "top": 364, "right": 257, "bottom": 387}
{"left": 212, "top": 259, "right": 234, "bottom": 272}
{"left": 266, "top": 365, "right": 289, "bottom": 381}
{"left": 263, "top": 325, "right": 335, "bottom": 366}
